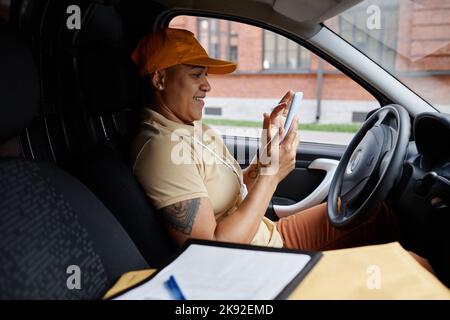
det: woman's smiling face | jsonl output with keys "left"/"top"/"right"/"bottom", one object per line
{"left": 160, "top": 64, "right": 211, "bottom": 124}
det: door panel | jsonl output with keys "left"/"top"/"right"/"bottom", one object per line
{"left": 223, "top": 135, "right": 346, "bottom": 220}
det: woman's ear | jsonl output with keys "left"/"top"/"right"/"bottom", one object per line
{"left": 151, "top": 70, "right": 166, "bottom": 91}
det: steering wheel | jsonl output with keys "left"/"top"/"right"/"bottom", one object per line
{"left": 327, "top": 104, "right": 411, "bottom": 229}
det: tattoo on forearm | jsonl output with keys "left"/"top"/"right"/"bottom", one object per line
{"left": 160, "top": 198, "right": 200, "bottom": 235}
{"left": 248, "top": 166, "right": 260, "bottom": 179}
{"left": 248, "top": 150, "right": 261, "bottom": 179}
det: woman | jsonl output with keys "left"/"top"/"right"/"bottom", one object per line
{"left": 130, "top": 28, "right": 429, "bottom": 267}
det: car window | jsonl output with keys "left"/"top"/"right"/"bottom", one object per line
{"left": 325, "top": 0, "right": 450, "bottom": 114}
{"left": 170, "top": 16, "right": 381, "bottom": 145}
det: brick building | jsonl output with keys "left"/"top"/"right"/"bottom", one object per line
{"left": 396, "top": 0, "right": 450, "bottom": 109}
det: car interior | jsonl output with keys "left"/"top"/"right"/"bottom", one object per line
{"left": 0, "top": 0, "right": 449, "bottom": 299}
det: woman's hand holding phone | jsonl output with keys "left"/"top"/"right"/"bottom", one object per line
{"left": 261, "top": 90, "right": 301, "bottom": 145}
{"left": 258, "top": 90, "right": 300, "bottom": 184}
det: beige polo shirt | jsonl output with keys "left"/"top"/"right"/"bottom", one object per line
{"left": 131, "top": 108, "right": 283, "bottom": 247}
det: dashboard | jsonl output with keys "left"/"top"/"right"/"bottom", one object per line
{"left": 392, "top": 112, "right": 450, "bottom": 286}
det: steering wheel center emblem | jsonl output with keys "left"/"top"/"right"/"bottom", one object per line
{"left": 347, "top": 149, "right": 362, "bottom": 174}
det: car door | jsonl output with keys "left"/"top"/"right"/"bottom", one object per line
{"left": 223, "top": 136, "right": 346, "bottom": 220}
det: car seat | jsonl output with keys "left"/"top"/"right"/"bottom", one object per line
{"left": 0, "top": 18, "right": 148, "bottom": 299}
{"left": 66, "top": 3, "right": 176, "bottom": 268}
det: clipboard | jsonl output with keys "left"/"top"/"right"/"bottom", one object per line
{"left": 108, "top": 239, "right": 322, "bottom": 300}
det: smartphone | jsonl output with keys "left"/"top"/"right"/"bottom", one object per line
{"left": 281, "top": 91, "right": 303, "bottom": 141}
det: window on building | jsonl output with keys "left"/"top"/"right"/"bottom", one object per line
{"left": 263, "top": 31, "right": 311, "bottom": 70}
{"left": 229, "top": 33, "right": 238, "bottom": 62}
{"left": 197, "top": 18, "right": 238, "bottom": 63}
{"left": 337, "top": 0, "right": 399, "bottom": 70}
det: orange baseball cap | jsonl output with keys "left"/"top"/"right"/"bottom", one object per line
{"left": 131, "top": 28, "right": 237, "bottom": 77}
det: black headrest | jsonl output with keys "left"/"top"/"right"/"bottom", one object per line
{"left": 77, "top": 4, "right": 139, "bottom": 115}
{"left": 0, "top": 19, "right": 39, "bottom": 143}
{"left": 81, "top": 49, "right": 140, "bottom": 114}
{"left": 78, "top": 4, "right": 126, "bottom": 48}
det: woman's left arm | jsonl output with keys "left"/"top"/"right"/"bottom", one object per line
{"left": 242, "top": 157, "right": 260, "bottom": 191}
